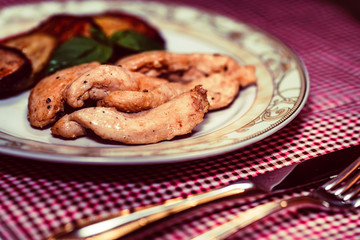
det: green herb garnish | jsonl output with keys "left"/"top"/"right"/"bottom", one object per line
{"left": 46, "top": 28, "right": 164, "bottom": 75}
{"left": 110, "top": 30, "right": 164, "bottom": 51}
{"left": 46, "top": 37, "right": 113, "bottom": 74}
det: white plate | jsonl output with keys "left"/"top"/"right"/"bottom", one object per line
{"left": 0, "top": 1, "right": 309, "bottom": 164}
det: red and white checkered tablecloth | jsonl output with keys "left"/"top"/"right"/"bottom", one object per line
{"left": 1, "top": 0, "right": 360, "bottom": 239}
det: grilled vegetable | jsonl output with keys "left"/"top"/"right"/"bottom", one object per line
{"left": 0, "top": 45, "right": 32, "bottom": 95}
{"left": 45, "top": 29, "right": 113, "bottom": 74}
{"left": 94, "top": 11, "right": 165, "bottom": 61}
{"left": 34, "top": 14, "right": 97, "bottom": 44}
{"left": 93, "top": 11, "right": 165, "bottom": 46}
{"left": 0, "top": 11, "right": 165, "bottom": 97}
{"left": 46, "top": 27, "right": 164, "bottom": 75}
{"left": 3, "top": 32, "right": 56, "bottom": 75}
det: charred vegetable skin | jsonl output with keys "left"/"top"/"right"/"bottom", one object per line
{"left": 0, "top": 45, "right": 32, "bottom": 95}
{"left": 3, "top": 33, "right": 57, "bottom": 76}
{"left": 0, "top": 15, "right": 97, "bottom": 74}
{"left": 0, "top": 11, "right": 165, "bottom": 96}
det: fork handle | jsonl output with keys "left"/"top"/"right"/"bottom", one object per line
{"left": 48, "top": 180, "right": 261, "bottom": 240}
{"left": 191, "top": 196, "right": 323, "bottom": 240}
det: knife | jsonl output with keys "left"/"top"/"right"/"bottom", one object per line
{"left": 48, "top": 145, "right": 360, "bottom": 240}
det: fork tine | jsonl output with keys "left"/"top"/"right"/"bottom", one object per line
{"left": 336, "top": 173, "right": 360, "bottom": 196}
{"left": 325, "top": 156, "right": 360, "bottom": 191}
{"left": 343, "top": 183, "right": 360, "bottom": 201}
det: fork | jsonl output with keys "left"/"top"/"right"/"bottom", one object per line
{"left": 191, "top": 155, "right": 360, "bottom": 240}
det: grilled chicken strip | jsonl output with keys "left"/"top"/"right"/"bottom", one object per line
{"left": 63, "top": 52, "right": 255, "bottom": 112}
{"left": 115, "top": 51, "right": 256, "bottom": 110}
{"left": 190, "top": 65, "right": 255, "bottom": 109}
{"left": 63, "top": 64, "right": 168, "bottom": 108}
{"left": 117, "top": 51, "right": 256, "bottom": 87}
{"left": 100, "top": 62, "right": 255, "bottom": 112}
{"left": 98, "top": 83, "right": 183, "bottom": 112}
{"left": 51, "top": 86, "right": 209, "bottom": 144}
{"left": 28, "top": 62, "right": 100, "bottom": 128}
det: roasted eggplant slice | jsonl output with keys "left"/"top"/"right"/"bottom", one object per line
{"left": 0, "top": 45, "right": 32, "bottom": 95}
{"left": 3, "top": 32, "right": 56, "bottom": 75}
{"left": 93, "top": 11, "right": 165, "bottom": 46}
{"left": 34, "top": 14, "right": 97, "bottom": 44}
{"left": 0, "top": 11, "right": 166, "bottom": 97}
{"left": 93, "top": 11, "right": 165, "bottom": 61}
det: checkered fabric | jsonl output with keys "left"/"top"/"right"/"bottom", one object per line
{"left": 1, "top": 0, "right": 360, "bottom": 239}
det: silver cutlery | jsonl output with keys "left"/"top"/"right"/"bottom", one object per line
{"left": 192, "top": 154, "right": 360, "bottom": 240}
{"left": 48, "top": 145, "right": 360, "bottom": 240}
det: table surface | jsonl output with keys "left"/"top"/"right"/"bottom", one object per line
{"left": 1, "top": 0, "right": 359, "bottom": 239}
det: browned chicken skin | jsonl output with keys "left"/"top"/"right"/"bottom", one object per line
{"left": 117, "top": 51, "right": 256, "bottom": 86}
{"left": 62, "top": 52, "right": 255, "bottom": 113}
{"left": 98, "top": 66, "right": 255, "bottom": 112}
{"left": 98, "top": 83, "right": 183, "bottom": 112}
{"left": 115, "top": 51, "right": 256, "bottom": 110}
{"left": 51, "top": 86, "right": 209, "bottom": 144}
{"left": 28, "top": 51, "right": 256, "bottom": 145}
{"left": 63, "top": 64, "right": 168, "bottom": 108}
{"left": 28, "top": 62, "right": 100, "bottom": 128}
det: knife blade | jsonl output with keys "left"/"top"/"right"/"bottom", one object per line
{"left": 250, "top": 145, "right": 360, "bottom": 193}
{"left": 49, "top": 145, "right": 360, "bottom": 240}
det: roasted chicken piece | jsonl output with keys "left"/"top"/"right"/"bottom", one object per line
{"left": 98, "top": 83, "right": 183, "bottom": 112}
{"left": 63, "top": 64, "right": 168, "bottom": 108}
{"left": 116, "top": 51, "right": 256, "bottom": 110}
{"left": 51, "top": 86, "right": 209, "bottom": 144}
{"left": 28, "top": 62, "right": 100, "bottom": 128}
{"left": 67, "top": 52, "right": 255, "bottom": 112}
{"left": 117, "top": 51, "right": 256, "bottom": 86}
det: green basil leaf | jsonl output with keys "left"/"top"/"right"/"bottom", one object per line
{"left": 89, "top": 27, "right": 109, "bottom": 44}
{"left": 110, "top": 30, "right": 164, "bottom": 51}
{"left": 46, "top": 37, "right": 112, "bottom": 74}
{"left": 45, "top": 29, "right": 165, "bottom": 75}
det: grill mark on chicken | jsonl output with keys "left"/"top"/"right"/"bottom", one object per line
{"left": 51, "top": 86, "right": 209, "bottom": 144}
